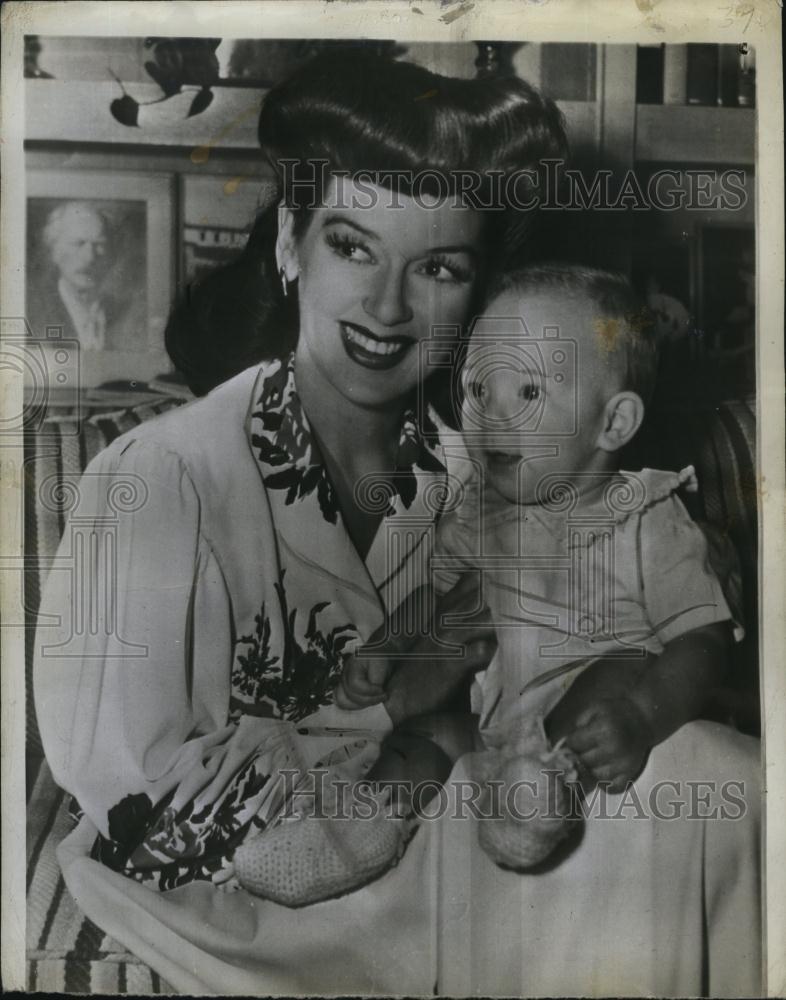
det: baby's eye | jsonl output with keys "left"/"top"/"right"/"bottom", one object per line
{"left": 520, "top": 382, "right": 541, "bottom": 402}
{"left": 465, "top": 380, "right": 487, "bottom": 403}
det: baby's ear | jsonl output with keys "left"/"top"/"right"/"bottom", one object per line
{"left": 596, "top": 391, "right": 645, "bottom": 452}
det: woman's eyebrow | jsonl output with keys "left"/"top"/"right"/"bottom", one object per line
{"left": 425, "top": 243, "right": 478, "bottom": 259}
{"left": 322, "top": 215, "right": 379, "bottom": 240}
{"left": 322, "top": 214, "right": 478, "bottom": 261}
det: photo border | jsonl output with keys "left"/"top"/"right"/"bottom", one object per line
{"left": 2, "top": 1, "right": 783, "bottom": 995}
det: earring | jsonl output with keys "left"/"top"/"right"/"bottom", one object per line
{"left": 279, "top": 266, "right": 288, "bottom": 298}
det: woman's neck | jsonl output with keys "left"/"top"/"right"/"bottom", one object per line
{"left": 293, "top": 349, "right": 412, "bottom": 562}
{"left": 294, "top": 353, "right": 406, "bottom": 473}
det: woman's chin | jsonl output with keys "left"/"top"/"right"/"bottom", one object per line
{"left": 322, "top": 360, "right": 421, "bottom": 412}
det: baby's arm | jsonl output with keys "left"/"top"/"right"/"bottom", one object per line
{"left": 336, "top": 574, "right": 492, "bottom": 714}
{"left": 548, "top": 484, "right": 739, "bottom": 792}
{"left": 335, "top": 584, "right": 432, "bottom": 710}
{"left": 337, "top": 506, "right": 482, "bottom": 711}
{"left": 547, "top": 623, "right": 730, "bottom": 792}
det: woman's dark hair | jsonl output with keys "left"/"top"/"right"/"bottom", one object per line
{"left": 166, "top": 47, "right": 567, "bottom": 403}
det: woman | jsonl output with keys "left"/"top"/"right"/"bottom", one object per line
{"left": 34, "top": 50, "right": 759, "bottom": 995}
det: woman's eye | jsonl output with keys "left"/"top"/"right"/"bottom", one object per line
{"left": 417, "top": 256, "right": 473, "bottom": 285}
{"left": 325, "top": 232, "right": 375, "bottom": 264}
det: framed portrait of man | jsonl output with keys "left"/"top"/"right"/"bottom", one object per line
{"left": 25, "top": 170, "right": 173, "bottom": 388}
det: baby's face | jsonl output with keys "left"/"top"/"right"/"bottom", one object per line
{"left": 461, "top": 289, "right": 620, "bottom": 504}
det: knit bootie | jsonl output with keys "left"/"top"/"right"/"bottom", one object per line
{"left": 234, "top": 781, "right": 407, "bottom": 906}
{"left": 477, "top": 717, "right": 580, "bottom": 870}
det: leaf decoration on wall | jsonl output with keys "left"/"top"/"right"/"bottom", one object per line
{"left": 188, "top": 87, "right": 214, "bottom": 118}
{"left": 110, "top": 94, "right": 140, "bottom": 127}
{"left": 109, "top": 37, "right": 221, "bottom": 127}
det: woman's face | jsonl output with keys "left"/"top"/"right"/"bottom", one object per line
{"left": 288, "top": 176, "right": 484, "bottom": 410}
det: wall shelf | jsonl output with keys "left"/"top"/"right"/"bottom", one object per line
{"left": 25, "top": 80, "right": 265, "bottom": 152}
{"left": 27, "top": 77, "right": 756, "bottom": 170}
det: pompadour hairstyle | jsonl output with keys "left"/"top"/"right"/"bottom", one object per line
{"left": 165, "top": 48, "right": 568, "bottom": 407}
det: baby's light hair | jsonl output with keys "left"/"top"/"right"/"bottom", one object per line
{"left": 489, "top": 263, "right": 659, "bottom": 404}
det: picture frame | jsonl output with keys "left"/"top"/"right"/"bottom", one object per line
{"left": 180, "top": 173, "right": 274, "bottom": 287}
{"left": 25, "top": 169, "right": 174, "bottom": 388}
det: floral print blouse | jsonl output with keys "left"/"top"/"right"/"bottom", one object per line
{"left": 34, "top": 355, "right": 452, "bottom": 890}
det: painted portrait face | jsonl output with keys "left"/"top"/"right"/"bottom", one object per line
{"left": 48, "top": 203, "right": 109, "bottom": 294}
{"left": 289, "top": 177, "right": 485, "bottom": 410}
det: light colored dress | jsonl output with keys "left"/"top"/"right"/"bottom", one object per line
{"left": 34, "top": 357, "right": 761, "bottom": 996}
{"left": 433, "top": 463, "right": 741, "bottom": 735}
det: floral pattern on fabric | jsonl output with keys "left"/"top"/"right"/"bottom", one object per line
{"left": 250, "top": 355, "right": 341, "bottom": 523}
{"left": 91, "top": 749, "right": 291, "bottom": 890}
{"left": 250, "top": 354, "right": 446, "bottom": 520}
{"left": 231, "top": 570, "right": 359, "bottom": 723}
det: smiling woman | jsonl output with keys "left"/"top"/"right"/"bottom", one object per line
{"left": 281, "top": 179, "right": 483, "bottom": 412}
{"left": 273, "top": 180, "right": 487, "bottom": 604}
{"left": 33, "top": 47, "right": 574, "bottom": 994}
{"left": 165, "top": 49, "right": 565, "bottom": 400}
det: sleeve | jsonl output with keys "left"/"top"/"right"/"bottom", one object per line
{"left": 33, "top": 436, "right": 233, "bottom": 840}
{"left": 431, "top": 510, "right": 479, "bottom": 595}
{"left": 638, "top": 493, "right": 741, "bottom": 647}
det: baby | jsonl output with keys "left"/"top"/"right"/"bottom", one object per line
{"left": 234, "top": 264, "right": 738, "bottom": 900}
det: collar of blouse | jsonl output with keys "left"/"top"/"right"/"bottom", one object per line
{"left": 245, "top": 353, "right": 453, "bottom": 609}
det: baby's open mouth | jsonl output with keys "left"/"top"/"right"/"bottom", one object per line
{"left": 484, "top": 449, "right": 522, "bottom": 469}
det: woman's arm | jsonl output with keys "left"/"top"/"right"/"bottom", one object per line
{"left": 33, "top": 437, "right": 224, "bottom": 840}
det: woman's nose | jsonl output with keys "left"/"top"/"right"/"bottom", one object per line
{"left": 362, "top": 265, "right": 413, "bottom": 327}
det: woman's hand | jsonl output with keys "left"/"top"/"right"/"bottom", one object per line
{"left": 335, "top": 575, "right": 496, "bottom": 721}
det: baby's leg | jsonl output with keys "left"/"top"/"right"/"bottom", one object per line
{"left": 366, "top": 712, "right": 478, "bottom": 814}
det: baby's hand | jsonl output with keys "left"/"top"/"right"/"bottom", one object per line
{"left": 564, "top": 697, "right": 654, "bottom": 793}
{"left": 334, "top": 652, "right": 392, "bottom": 710}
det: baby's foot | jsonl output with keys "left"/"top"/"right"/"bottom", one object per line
{"left": 477, "top": 724, "right": 580, "bottom": 870}
{"left": 233, "top": 782, "right": 407, "bottom": 906}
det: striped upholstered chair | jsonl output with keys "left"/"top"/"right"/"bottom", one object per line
{"left": 25, "top": 392, "right": 184, "bottom": 993}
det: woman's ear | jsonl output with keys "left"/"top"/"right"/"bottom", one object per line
{"left": 275, "top": 203, "right": 299, "bottom": 281}
{"left": 596, "top": 391, "right": 645, "bottom": 452}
